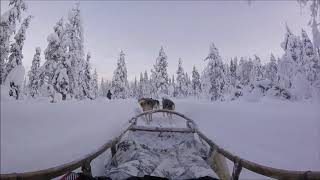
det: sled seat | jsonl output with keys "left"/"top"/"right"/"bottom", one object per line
{"left": 105, "top": 128, "right": 218, "bottom": 180}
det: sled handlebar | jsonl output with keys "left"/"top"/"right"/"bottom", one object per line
{"left": 129, "top": 109, "right": 197, "bottom": 129}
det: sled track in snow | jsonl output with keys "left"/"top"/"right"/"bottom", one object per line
{"left": 1, "top": 109, "right": 320, "bottom": 180}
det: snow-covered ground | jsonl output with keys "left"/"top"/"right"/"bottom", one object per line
{"left": 1, "top": 97, "right": 320, "bottom": 179}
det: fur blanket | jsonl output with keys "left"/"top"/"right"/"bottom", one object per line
{"left": 105, "top": 130, "right": 218, "bottom": 180}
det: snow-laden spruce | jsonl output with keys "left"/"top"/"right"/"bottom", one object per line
{"left": 91, "top": 68, "right": 99, "bottom": 99}
{"left": 202, "top": 43, "right": 226, "bottom": 101}
{"left": 83, "top": 52, "right": 93, "bottom": 99}
{"left": 65, "top": 3, "right": 86, "bottom": 99}
{"left": 151, "top": 47, "right": 170, "bottom": 97}
{"left": 40, "top": 18, "right": 68, "bottom": 100}
{"left": 0, "top": 0, "right": 27, "bottom": 85}
{"left": 38, "top": 4, "right": 96, "bottom": 101}
{"left": 28, "top": 47, "right": 41, "bottom": 98}
{"left": 111, "top": 51, "right": 129, "bottom": 99}
{"left": 4, "top": 15, "right": 32, "bottom": 82}
{"left": 175, "top": 58, "right": 188, "bottom": 97}
{"left": 191, "top": 66, "right": 201, "bottom": 96}
{"left": 265, "top": 54, "right": 278, "bottom": 85}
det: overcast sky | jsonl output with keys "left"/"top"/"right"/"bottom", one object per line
{"left": 1, "top": 0, "right": 311, "bottom": 81}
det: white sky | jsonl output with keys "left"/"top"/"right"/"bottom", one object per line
{"left": 1, "top": 0, "right": 312, "bottom": 81}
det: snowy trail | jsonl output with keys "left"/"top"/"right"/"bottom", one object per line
{"left": 1, "top": 98, "right": 320, "bottom": 179}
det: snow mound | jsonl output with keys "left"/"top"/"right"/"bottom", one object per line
{"left": 4, "top": 65, "right": 25, "bottom": 87}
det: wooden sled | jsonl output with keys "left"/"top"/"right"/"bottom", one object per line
{"left": 1, "top": 109, "right": 320, "bottom": 180}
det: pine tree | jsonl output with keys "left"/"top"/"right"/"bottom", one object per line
{"left": 191, "top": 65, "right": 201, "bottom": 96}
{"left": 301, "top": 29, "right": 320, "bottom": 85}
{"left": 130, "top": 76, "right": 138, "bottom": 98}
{"left": 0, "top": 0, "right": 27, "bottom": 84}
{"left": 229, "top": 58, "right": 237, "bottom": 88}
{"left": 111, "top": 50, "right": 129, "bottom": 99}
{"left": 28, "top": 47, "right": 41, "bottom": 97}
{"left": 202, "top": 43, "right": 226, "bottom": 101}
{"left": 91, "top": 69, "right": 99, "bottom": 99}
{"left": 185, "top": 72, "right": 192, "bottom": 96}
{"left": 143, "top": 71, "right": 151, "bottom": 97}
{"left": 83, "top": 52, "right": 93, "bottom": 99}
{"left": 40, "top": 18, "right": 66, "bottom": 88}
{"left": 251, "top": 55, "right": 264, "bottom": 82}
{"left": 4, "top": 15, "right": 32, "bottom": 81}
{"left": 65, "top": 3, "right": 86, "bottom": 99}
{"left": 138, "top": 72, "right": 144, "bottom": 98}
{"left": 238, "top": 57, "right": 253, "bottom": 87}
{"left": 175, "top": 58, "right": 188, "bottom": 97}
{"left": 151, "top": 47, "right": 169, "bottom": 97}
{"left": 265, "top": 54, "right": 278, "bottom": 85}
{"left": 278, "top": 25, "right": 302, "bottom": 89}
{"left": 100, "top": 78, "right": 105, "bottom": 97}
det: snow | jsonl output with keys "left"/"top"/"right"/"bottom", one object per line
{"left": 4, "top": 65, "right": 25, "bottom": 87}
{"left": 1, "top": 98, "right": 319, "bottom": 179}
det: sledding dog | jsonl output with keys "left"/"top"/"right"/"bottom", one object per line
{"left": 162, "top": 98, "right": 175, "bottom": 119}
{"left": 138, "top": 98, "right": 160, "bottom": 123}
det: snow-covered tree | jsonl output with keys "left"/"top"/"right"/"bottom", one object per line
{"left": 229, "top": 58, "right": 238, "bottom": 88}
{"left": 251, "top": 55, "right": 264, "bottom": 82}
{"left": 298, "top": 0, "right": 320, "bottom": 49}
{"left": 175, "top": 58, "right": 188, "bottom": 97}
{"left": 40, "top": 18, "right": 66, "bottom": 88}
{"left": 265, "top": 54, "right": 278, "bottom": 85}
{"left": 28, "top": 47, "right": 41, "bottom": 97}
{"left": 130, "top": 76, "right": 139, "bottom": 98}
{"left": 191, "top": 65, "right": 201, "bottom": 96}
{"left": 202, "top": 43, "right": 226, "bottom": 101}
{"left": 111, "top": 51, "right": 129, "bottom": 99}
{"left": 301, "top": 29, "right": 320, "bottom": 85}
{"left": 137, "top": 73, "right": 144, "bottom": 98}
{"left": 0, "top": 0, "right": 27, "bottom": 84}
{"left": 185, "top": 72, "right": 192, "bottom": 96}
{"left": 83, "top": 52, "right": 93, "bottom": 99}
{"left": 151, "top": 47, "right": 169, "bottom": 97}
{"left": 64, "top": 3, "right": 86, "bottom": 99}
{"left": 91, "top": 68, "right": 99, "bottom": 99}
{"left": 238, "top": 57, "right": 253, "bottom": 86}
{"left": 4, "top": 15, "right": 32, "bottom": 81}
{"left": 278, "top": 25, "right": 302, "bottom": 89}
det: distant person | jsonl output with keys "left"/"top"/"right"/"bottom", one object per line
{"left": 107, "top": 90, "right": 112, "bottom": 100}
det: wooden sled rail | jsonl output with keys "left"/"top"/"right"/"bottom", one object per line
{"left": 0, "top": 138, "right": 118, "bottom": 180}
{"left": 196, "top": 130, "right": 320, "bottom": 180}
{"left": 1, "top": 110, "right": 319, "bottom": 180}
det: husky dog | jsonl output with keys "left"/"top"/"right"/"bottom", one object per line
{"left": 162, "top": 98, "right": 175, "bottom": 119}
{"left": 138, "top": 98, "right": 160, "bottom": 123}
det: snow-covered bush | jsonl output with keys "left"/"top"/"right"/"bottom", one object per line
{"left": 4, "top": 65, "right": 25, "bottom": 100}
